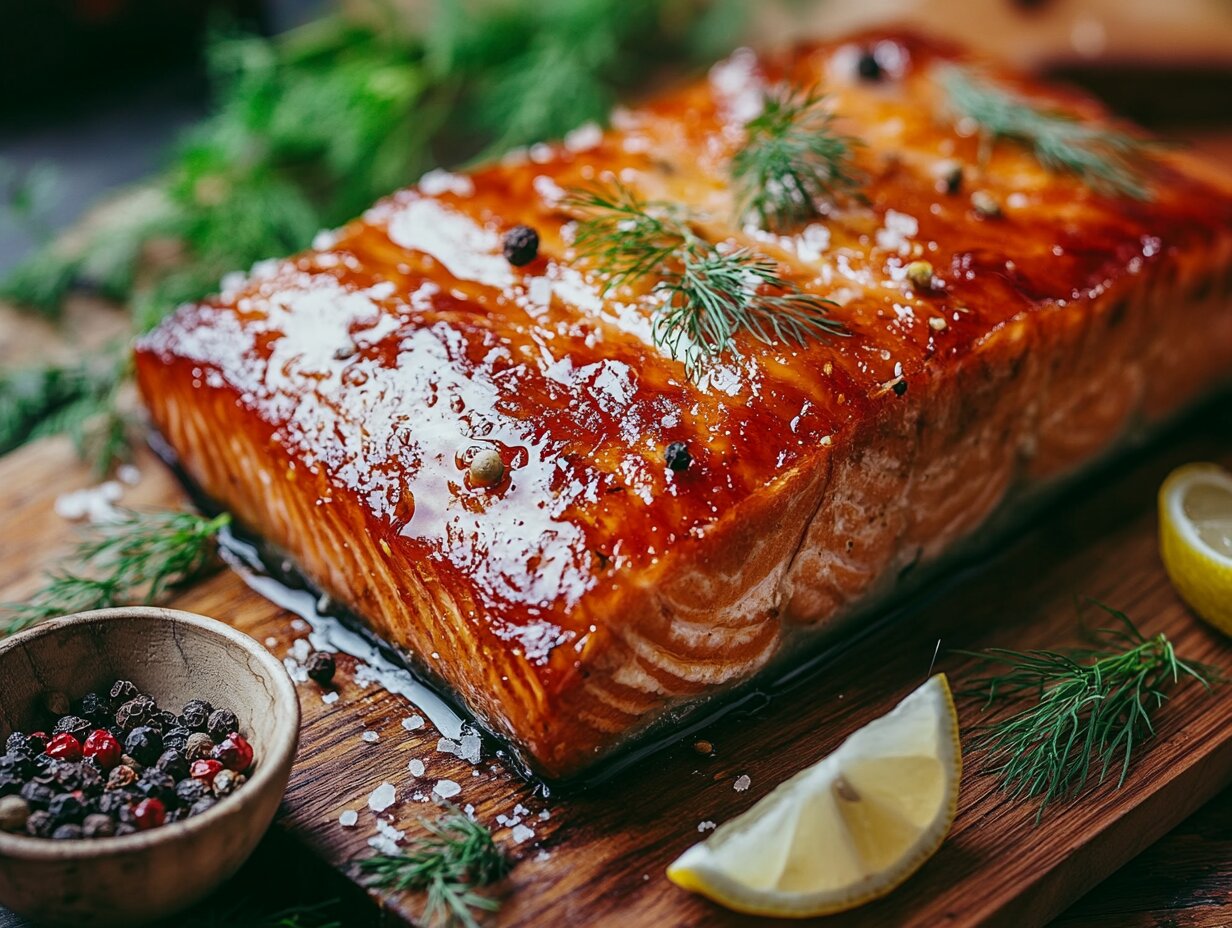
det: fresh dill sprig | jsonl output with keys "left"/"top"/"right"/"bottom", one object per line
{"left": 566, "top": 182, "right": 845, "bottom": 377}
{"left": 357, "top": 807, "right": 510, "bottom": 928}
{"left": 961, "top": 601, "right": 1215, "bottom": 819}
{"left": 730, "top": 86, "right": 861, "bottom": 230}
{"left": 938, "top": 65, "right": 1158, "bottom": 200}
{"left": 1, "top": 510, "right": 231, "bottom": 637}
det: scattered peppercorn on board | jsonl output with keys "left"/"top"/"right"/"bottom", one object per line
{"left": 0, "top": 400, "right": 1227, "bottom": 926}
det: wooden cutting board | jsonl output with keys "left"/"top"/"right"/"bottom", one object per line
{"left": 1, "top": 402, "right": 1230, "bottom": 928}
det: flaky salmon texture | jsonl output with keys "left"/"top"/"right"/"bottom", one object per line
{"left": 135, "top": 32, "right": 1232, "bottom": 779}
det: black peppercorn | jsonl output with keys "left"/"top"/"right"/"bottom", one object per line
{"left": 5, "top": 733, "right": 30, "bottom": 756}
{"left": 52, "top": 824, "right": 83, "bottom": 840}
{"left": 162, "top": 727, "right": 192, "bottom": 754}
{"left": 82, "top": 813, "right": 115, "bottom": 839}
{"left": 77, "top": 692, "right": 112, "bottom": 724}
{"left": 20, "top": 782, "right": 54, "bottom": 810}
{"left": 856, "top": 48, "right": 883, "bottom": 81}
{"left": 892, "top": 379, "right": 908, "bottom": 396}
{"left": 109, "top": 680, "right": 139, "bottom": 704}
{"left": 665, "top": 441, "right": 692, "bottom": 473}
{"left": 190, "top": 796, "right": 218, "bottom": 817}
{"left": 175, "top": 778, "right": 209, "bottom": 806}
{"left": 0, "top": 753, "right": 34, "bottom": 779}
{"left": 150, "top": 710, "right": 180, "bottom": 733}
{"left": 53, "top": 715, "right": 92, "bottom": 741}
{"left": 115, "top": 696, "right": 155, "bottom": 732}
{"left": 180, "top": 699, "right": 214, "bottom": 732}
{"left": 75, "top": 762, "right": 105, "bottom": 797}
{"left": 124, "top": 727, "right": 164, "bottom": 767}
{"left": 0, "top": 772, "right": 24, "bottom": 797}
{"left": 25, "top": 810, "right": 54, "bottom": 837}
{"left": 48, "top": 793, "right": 85, "bottom": 825}
{"left": 306, "top": 651, "right": 336, "bottom": 686}
{"left": 136, "top": 770, "right": 177, "bottom": 806}
{"left": 206, "top": 708, "right": 239, "bottom": 741}
{"left": 502, "top": 225, "right": 539, "bottom": 266}
{"left": 156, "top": 749, "right": 189, "bottom": 782}
{"left": 96, "top": 790, "right": 132, "bottom": 816}
{"left": 115, "top": 822, "right": 137, "bottom": 836}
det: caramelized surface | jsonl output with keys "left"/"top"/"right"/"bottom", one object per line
{"left": 136, "top": 32, "right": 1232, "bottom": 776}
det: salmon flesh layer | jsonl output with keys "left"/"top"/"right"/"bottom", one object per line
{"left": 135, "top": 33, "right": 1232, "bottom": 779}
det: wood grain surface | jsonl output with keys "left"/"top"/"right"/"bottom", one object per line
{"left": 0, "top": 398, "right": 1229, "bottom": 927}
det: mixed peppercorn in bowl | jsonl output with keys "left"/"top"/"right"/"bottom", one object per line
{"left": 0, "top": 680, "right": 258, "bottom": 841}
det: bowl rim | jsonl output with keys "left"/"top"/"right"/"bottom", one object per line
{"left": 0, "top": 606, "right": 300, "bottom": 859}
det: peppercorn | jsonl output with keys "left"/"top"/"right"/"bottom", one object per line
{"left": 502, "top": 225, "right": 540, "bottom": 266}
{"left": 119, "top": 754, "right": 143, "bottom": 774}
{"left": 0, "top": 753, "right": 34, "bottom": 779}
{"left": 892, "top": 379, "right": 909, "bottom": 397}
{"left": 856, "top": 48, "right": 883, "bottom": 81}
{"left": 96, "top": 790, "right": 132, "bottom": 816}
{"left": 24, "top": 785, "right": 53, "bottom": 810}
{"left": 191, "top": 759, "right": 224, "bottom": 787}
{"left": 162, "top": 727, "right": 192, "bottom": 754}
{"left": 206, "top": 709, "right": 239, "bottom": 741}
{"left": 665, "top": 441, "right": 691, "bottom": 473}
{"left": 25, "top": 810, "right": 54, "bottom": 837}
{"left": 115, "top": 696, "right": 155, "bottom": 732}
{"left": 180, "top": 699, "right": 214, "bottom": 732}
{"left": 970, "top": 190, "right": 1002, "bottom": 219}
{"left": 0, "top": 795, "right": 29, "bottom": 832}
{"left": 469, "top": 449, "right": 505, "bottom": 488}
{"left": 124, "top": 726, "right": 164, "bottom": 767}
{"left": 106, "top": 765, "right": 137, "bottom": 792}
{"left": 175, "top": 778, "right": 209, "bottom": 806}
{"left": 184, "top": 733, "right": 215, "bottom": 763}
{"left": 25, "top": 732, "right": 48, "bottom": 755}
{"left": 905, "top": 260, "right": 935, "bottom": 290}
{"left": 77, "top": 692, "right": 112, "bottom": 724}
{"left": 156, "top": 749, "right": 189, "bottom": 782}
{"left": 83, "top": 729, "right": 122, "bottom": 771}
{"left": 74, "top": 762, "right": 105, "bottom": 797}
{"left": 190, "top": 796, "right": 218, "bottom": 817}
{"left": 306, "top": 651, "right": 336, "bottom": 686}
{"left": 211, "top": 769, "right": 246, "bottom": 798}
{"left": 131, "top": 798, "right": 166, "bottom": 831}
{"left": 115, "top": 822, "right": 137, "bottom": 836}
{"left": 53, "top": 715, "right": 92, "bottom": 741}
{"left": 48, "top": 793, "right": 85, "bottom": 825}
{"left": 135, "top": 770, "right": 177, "bottom": 806}
{"left": 212, "top": 733, "right": 254, "bottom": 773}
{"left": 0, "top": 772, "right": 23, "bottom": 797}
{"left": 82, "top": 813, "right": 115, "bottom": 839}
{"left": 45, "top": 733, "right": 82, "bottom": 762}
{"left": 52, "top": 823, "right": 84, "bottom": 840}
{"left": 109, "top": 680, "right": 139, "bottom": 704}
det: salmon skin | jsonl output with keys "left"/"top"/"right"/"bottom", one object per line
{"left": 135, "top": 32, "right": 1232, "bottom": 780}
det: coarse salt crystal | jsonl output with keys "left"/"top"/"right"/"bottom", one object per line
{"left": 433, "top": 779, "right": 461, "bottom": 799}
{"left": 339, "top": 810, "right": 358, "bottom": 828}
{"left": 698, "top": 821, "right": 716, "bottom": 832}
{"left": 321, "top": 692, "right": 339, "bottom": 705}
{"left": 511, "top": 824, "right": 535, "bottom": 844}
{"left": 402, "top": 715, "right": 424, "bottom": 731}
{"left": 116, "top": 464, "right": 141, "bottom": 485}
{"left": 734, "top": 774, "right": 751, "bottom": 792}
{"left": 362, "top": 731, "right": 379, "bottom": 743}
{"left": 408, "top": 758, "right": 425, "bottom": 777}
{"left": 368, "top": 782, "right": 396, "bottom": 812}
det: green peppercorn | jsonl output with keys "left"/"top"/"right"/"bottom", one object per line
{"left": 0, "top": 795, "right": 29, "bottom": 832}
{"left": 905, "top": 261, "right": 935, "bottom": 290}
{"left": 469, "top": 449, "right": 505, "bottom": 487}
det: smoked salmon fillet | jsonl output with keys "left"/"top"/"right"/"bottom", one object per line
{"left": 134, "top": 32, "right": 1232, "bottom": 779}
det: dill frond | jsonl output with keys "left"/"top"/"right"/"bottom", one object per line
{"left": 730, "top": 85, "right": 862, "bottom": 230}
{"left": 1, "top": 510, "right": 231, "bottom": 637}
{"left": 357, "top": 807, "right": 509, "bottom": 928}
{"left": 566, "top": 181, "right": 845, "bottom": 377}
{"left": 938, "top": 65, "right": 1158, "bottom": 200}
{"left": 961, "top": 601, "right": 1215, "bottom": 819}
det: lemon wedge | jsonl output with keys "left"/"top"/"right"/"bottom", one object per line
{"left": 667, "top": 674, "right": 961, "bottom": 918}
{"left": 1159, "top": 462, "right": 1232, "bottom": 634}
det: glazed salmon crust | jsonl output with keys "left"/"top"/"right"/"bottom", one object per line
{"left": 135, "top": 32, "right": 1232, "bottom": 779}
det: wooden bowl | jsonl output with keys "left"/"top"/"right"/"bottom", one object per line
{"left": 0, "top": 607, "right": 300, "bottom": 926}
